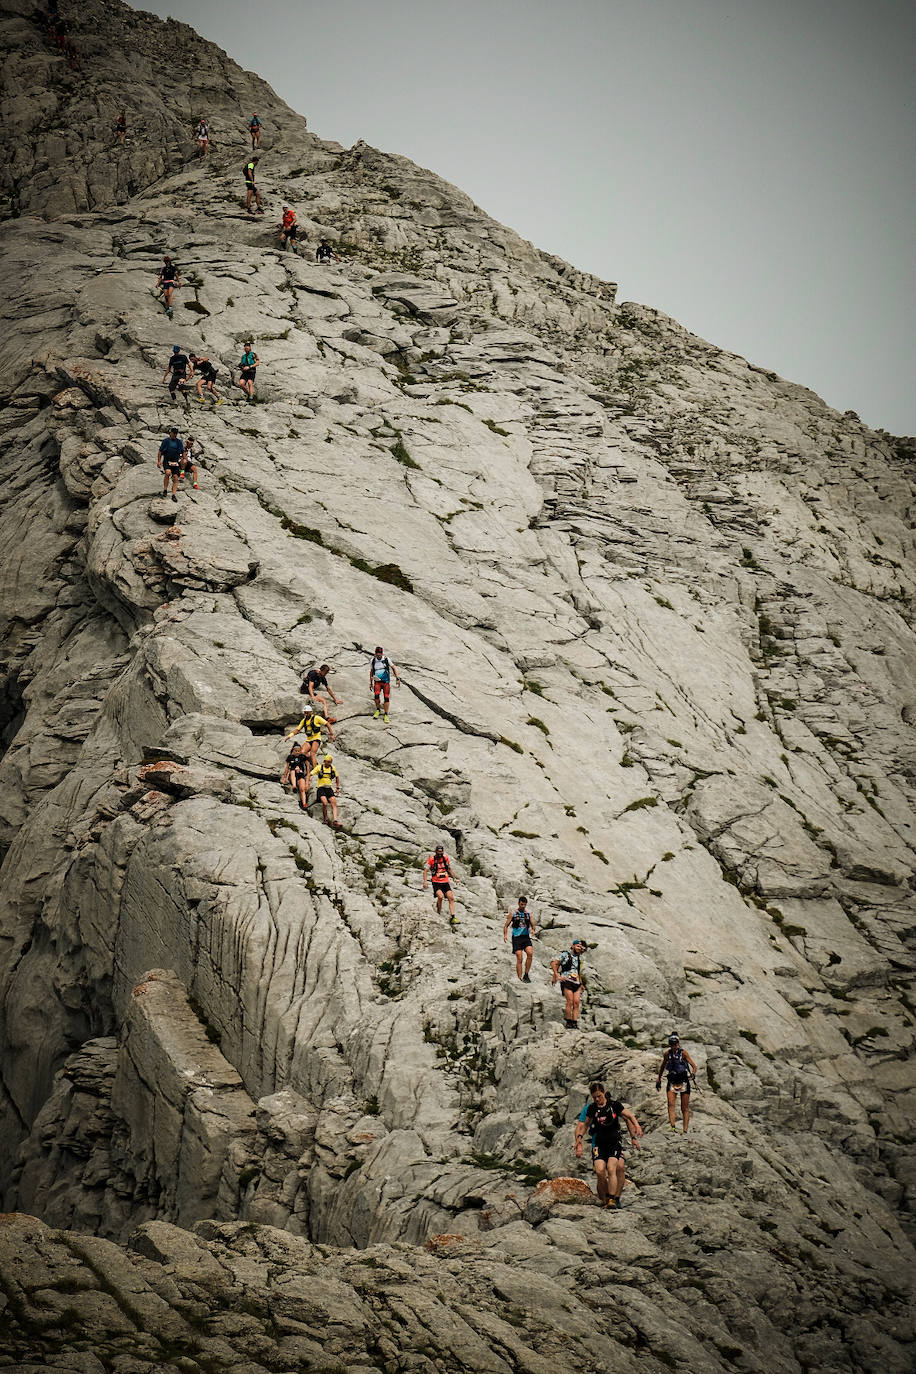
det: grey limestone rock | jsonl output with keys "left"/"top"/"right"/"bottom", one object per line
{"left": 0, "top": 0, "right": 914, "bottom": 1370}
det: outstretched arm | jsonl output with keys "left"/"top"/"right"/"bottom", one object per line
{"left": 283, "top": 718, "right": 305, "bottom": 740}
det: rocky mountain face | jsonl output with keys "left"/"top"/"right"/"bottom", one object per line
{"left": 0, "top": 1, "right": 914, "bottom": 1370}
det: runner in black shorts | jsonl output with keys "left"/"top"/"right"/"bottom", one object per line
{"left": 503, "top": 896, "right": 537, "bottom": 981}
{"left": 157, "top": 427, "right": 184, "bottom": 500}
{"left": 423, "top": 845, "right": 457, "bottom": 920}
{"left": 162, "top": 344, "right": 192, "bottom": 401}
{"left": 574, "top": 1082, "right": 643, "bottom": 1208}
{"left": 236, "top": 342, "right": 259, "bottom": 401}
{"left": 281, "top": 742, "right": 310, "bottom": 810}
{"left": 188, "top": 353, "right": 222, "bottom": 406}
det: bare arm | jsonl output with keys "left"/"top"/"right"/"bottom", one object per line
{"left": 283, "top": 718, "right": 305, "bottom": 740}
{"left": 393, "top": 662, "right": 402, "bottom": 685}
{"left": 621, "top": 1107, "right": 643, "bottom": 1148}
{"left": 502, "top": 911, "right": 512, "bottom": 942}
{"left": 684, "top": 1051, "right": 698, "bottom": 1076}
{"left": 655, "top": 1050, "right": 669, "bottom": 1085}
{"left": 281, "top": 762, "right": 291, "bottom": 785}
{"left": 422, "top": 861, "right": 429, "bottom": 889}
{"left": 550, "top": 959, "right": 560, "bottom": 985}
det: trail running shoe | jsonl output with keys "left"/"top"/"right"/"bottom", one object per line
{"left": 522, "top": 974, "right": 531, "bottom": 983}
{"left": 383, "top": 714, "right": 389, "bottom": 723}
{"left": 373, "top": 709, "right": 380, "bottom": 719}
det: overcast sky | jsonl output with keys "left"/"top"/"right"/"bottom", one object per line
{"left": 143, "top": 0, "right": 915, "bottom": 434}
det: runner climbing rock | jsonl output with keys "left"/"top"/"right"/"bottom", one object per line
{"left": 316, "top": 238, "right": 340, "bottom": 263}
{"left": 178, "top": 435, "right": 201, "bottom": 490}
{"left": 313, "top": 753, "right": 341, "bottom": 827}
{"left": 244, "top": 156, "right": 264, "bottom": 214}
{"left": 551, "top": 940, "right": 587, "bottom": 1028}
{"left": 301, "top": 664, "right": 341, "bottom": 713}
{"left": 156, "top": 257, "right": 180, "bottom": 317}
{"left": 574, "top": 1082, "right": 643, "bottom": 1208}
{"left": 236, "top": 342, "right": 259, "bottom": 401}
{"left": 503, "top": 896, "right": 536, "bottom": 981}
{"left": 280, "top": 206, "right": 299, "bottom": 253}
{"left": 188, "top": 353, "right": 222, "bottom": 405}
{"left": 281, "top": 742, "right": 310, "bottom": 810}
{"left": 115, "top": 111, "right": 126, "bottom": 144}
{"left": 655, "top": 1033, "right": 698, "bottom": 1133}
{"left": 249, "top": 112, "right": 261, "bottom": 148}
{"left": 157, "top": 427, "right": 184, "bottom": 500}
{"left": 423, "top": 845, "right": 457, "bottom": 920}
{"left": 369, "top": 646, "right": 400, "bottom": 722}
{"left": 162, "top": 344, "right": 192, "bottom": 402}
{"left": 195, "top": 117, "right": 210, "bottom": 157}
{"left": 284, "top": 703, "right": 335, "bottom": 767}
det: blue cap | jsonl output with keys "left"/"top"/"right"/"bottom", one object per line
{"left": 172, "top": 344, "right": 180, "bottom": 352}
{"left": 574, "top": 938, "right": 587, "bottom": 948}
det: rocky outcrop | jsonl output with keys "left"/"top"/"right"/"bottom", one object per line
{"left": 0, "top": 1, "right": 914, "bottom": 1370}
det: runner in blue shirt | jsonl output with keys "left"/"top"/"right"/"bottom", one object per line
{"left": 502, "top": 896, "right": 537, "bottom": 981}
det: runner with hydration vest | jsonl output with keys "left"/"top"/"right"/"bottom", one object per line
{"left": 284, "top": 702, "right": 336, "bottom": 768}
{"left": 423, "top": 845, "right": 457, "bottom": 920}
{"left": 156, "top": 258, "right": 180, "bottom": 318}
{"left": 551, "top": 940, "right": 587, "bottom": 1028}
{"left": 282, "top": 742, "right": 310, "bottom": 810}
{"left": 244, "top": 156, "right": 264, "bottom": 215}
{"left": 236, "top": 342, "right": 259, "bottom": 401}
{"left": 280, "top": 206, "right": 299, "bottom": 253}
{"left": 157, "top": 428, "right": 184, "bottom": 500}
{"left": 369, "top": 647, "right": 401, "bottom": 722}
{"left": 574, "top": 1082, "right": 643, "bottom": 1209}
{"left": 162, "top": 344, "right": 192, "bottom": 402}
{"left": 503, "top": 896, "right": 536, "bottom": 981}
{"left": 249, "top": 113, "right": 261, "bottom": 149}
{"left": 655, "top": 1033, "right": 698, "bottom": 1133}
{"left": 313, "top": 753, "right": 341, "bottom": 828}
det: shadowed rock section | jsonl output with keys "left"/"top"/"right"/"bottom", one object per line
{"left": 0, "top": 1, "right": 914, "bottom": 1370}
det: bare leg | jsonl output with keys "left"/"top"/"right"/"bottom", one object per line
{"left": 666, "top": 1089, "right": 677, "bottom": 1128}
{"left": 682, "top": 1094, "right": 691, "bottom": 1133}
{"left": 593, "top": 1158, "right": 609, "bottom": 1203}
{"left": 514, "top": 948, "right": 524, "bottom": 979}
{"left": 524, "top": 946, "right": 533, "bottom": 976}
{"left": 609, "top": 1157, "right": 625, "bottom": 1202}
